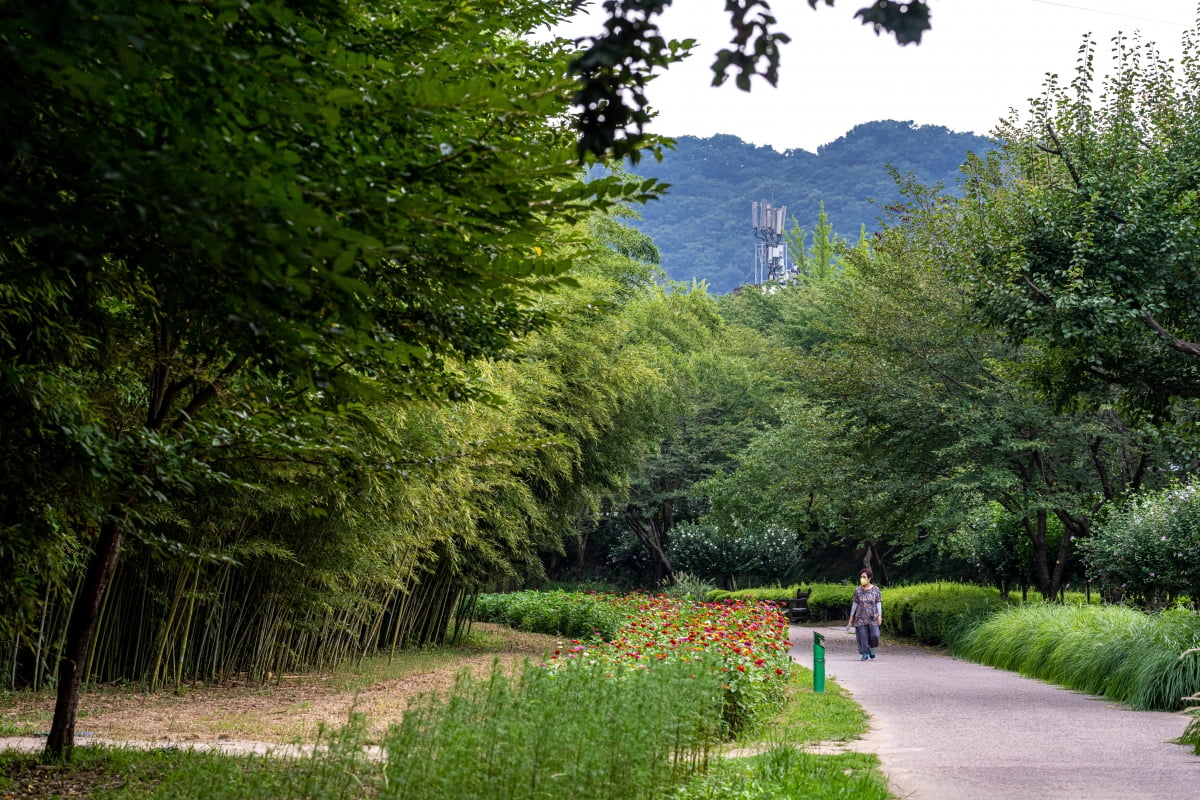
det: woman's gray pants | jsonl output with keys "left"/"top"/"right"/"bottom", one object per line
{"left": 855, "top": 624, "right": 878, "bottom": 655}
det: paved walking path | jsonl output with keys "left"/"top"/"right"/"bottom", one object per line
{"left": 789, "top": 624, "right": 1200, "bottom": 800}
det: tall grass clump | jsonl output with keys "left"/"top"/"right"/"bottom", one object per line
{"left": 954, "top": 603, "right": 1200, "bottom": 710}
{"left": 666, "top": 572, "right": 719, "bottom": 603}
{"left": 380, "top": 657, "right": 723, "bottom": 800}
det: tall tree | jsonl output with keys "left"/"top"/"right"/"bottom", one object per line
{"left": 790, "top": 185, "right": 1170, "bottom": 595}
{"left": 956, "top": 27, "right": 1200, "bottom": 414}
{"left": 0, "top": 0, "right": 661, "bottom": 759}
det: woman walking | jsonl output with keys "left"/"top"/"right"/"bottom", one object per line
{"left": 847, "top": 568, "right": 882, "bottom": 661}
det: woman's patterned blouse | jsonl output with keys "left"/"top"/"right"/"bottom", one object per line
{"left": 851, "top": 585, "right": 882, "bottom": 626}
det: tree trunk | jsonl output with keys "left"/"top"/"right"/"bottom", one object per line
{"left": 860, "top": 542, "right": 874, "bottom": 574}
{"left": 44, "top": 517, "right": 124, "bottom": 761}
{"left": 1025, "top": 511, "right": 1054, "bottom": 599}
{"left": 625, "top": 515, "right": 675, "bottom": 586}
{"left": 574, "top": 528, "right": 589, "bottom": 581}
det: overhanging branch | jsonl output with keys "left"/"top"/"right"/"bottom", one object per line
{"left": 1138, "top": 314, "right": 1200, "bottom": 358}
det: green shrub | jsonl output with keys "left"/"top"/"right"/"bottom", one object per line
{"left": 667, "top": 521, "right": 803, "bottom": 590}
{"left": 807, "top": 584, "right": 856, "bottom": 622}
{"left": 471, "top": 591, "right": 624, "bottom": 640}
{"left": 1080, "top": 482, "right": 1200, "bottom": 608}
{"left": 883, "top": 582, "right": 1008, "bottom": 645}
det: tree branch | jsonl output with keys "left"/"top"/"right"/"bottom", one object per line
{"left": 1021, "top": 274, "right": 1053, "bottom": 304}
{"left": 1038, "top": 122, "right": 1081, "bottom": 189}
{"left": 1137, "top": 314, "right": 1200, "bottom": 358}
{"left": 169, "top": 355, "right": 249, "bottom": 431}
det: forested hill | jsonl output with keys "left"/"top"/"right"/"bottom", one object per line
{"left": 625, "top": 121, "right": 995, "bottom": 294}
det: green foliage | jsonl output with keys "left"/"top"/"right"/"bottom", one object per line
{"left": 1080, "top": 482, "right": 1200, "bottom": 608}
{"left": 0, "top": 0, "right": 673, "bottom": 694}
{"left": 805, "top": 584, "right": 857, "bottom": 622}
{"left": 957, "top": 26, "right": 1200, "bottom": 413}
{"left": 882, "top": 583, "right": 1008, "bottom": 645}
{"left": 711, "top": 172, "right": 1170, "bottom": 596}
{"left": 954, "top": 604, "right": 1200, "bottom": 711}
{"left": 945, "top": 501, "right": 1035, "bottom": 592}
{"left": 600, "top": 287, "right": 788, "bottom": 586}
{"left": 1183, "top": 712, "right": 1200, "bottom": 754}
{"left": 715, "top": 581, "right": 1006, "bottom": 640}
{"left": 706, "top": 586, "right": 807, "bottom": 604}
{"left": 664, "top": 572, "right": 720, "bottom": 603}
{"left": 472, "top": 591, "right": 627, "bottom": 641}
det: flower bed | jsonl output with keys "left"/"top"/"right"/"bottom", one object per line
{"left": 545, "top": 595, "right": 794, "bottom": 732}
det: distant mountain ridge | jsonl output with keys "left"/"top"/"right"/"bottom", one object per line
{"left": 625, "top": 121, "right": 995, "bottom": 294}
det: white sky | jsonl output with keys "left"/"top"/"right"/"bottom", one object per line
{"left": 556, "top": 0, "right": 1198, "bottom": 152}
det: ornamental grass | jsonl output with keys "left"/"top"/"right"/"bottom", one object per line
{"left": 953, "top": 603, "right": 1200, "bottom": 710}
{"left": 380, "top": 656, "right": 723, "bottom": 800}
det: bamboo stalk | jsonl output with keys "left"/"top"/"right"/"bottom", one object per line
{"left": 149, "top": 563, "right": 189, "bottom": 691}
{"left": 173, "top": 565, "right": 201, "bottom": 691}
{"left": 32, "top": 581, "right": 52, "bottom": 692}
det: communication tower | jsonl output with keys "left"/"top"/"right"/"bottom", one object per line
{"left": 751, "top": 199, "right": 789, "bottom": 284}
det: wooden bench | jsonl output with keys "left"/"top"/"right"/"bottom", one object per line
{"left": 781, "top": 592, "right": 810, "bottom": 623}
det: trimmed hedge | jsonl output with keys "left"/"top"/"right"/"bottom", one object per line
{"left": 807, "top": 584, "right": 856, "bottom": 622}
{"left": 705, "top": 581, "right": 1009, "bottom": 645}
{"left": 472, "top": 590, "right": 625, "bottom": 640}
{"left": 882, "top": 582, "right": 1009, "bottom": 645}
{"left": 706, "top": 586, "right": 806, "bottom": 604}
{"left": 704, "top": 584, "right": 854, "bottom": 622}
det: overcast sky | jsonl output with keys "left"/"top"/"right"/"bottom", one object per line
{"left": 556, "top": 0, "right": 1198, "bottom": 153}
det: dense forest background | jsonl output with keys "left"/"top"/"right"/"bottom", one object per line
{"left": 623, "top": 121, "right": 993, "bottom": 293}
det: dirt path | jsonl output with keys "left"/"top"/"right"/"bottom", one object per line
{"left": 0, "top": 624, "right": 558, "bottom": 754}
{"left": 790, "top": 624, "right": 1200, "bottom": 800}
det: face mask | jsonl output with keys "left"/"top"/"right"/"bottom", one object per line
{"left": 859, "top": 576, "right": 869, "bottom": 585}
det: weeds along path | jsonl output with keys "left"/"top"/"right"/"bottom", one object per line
{"left": 790, "top": 624, "right": 1200, "bottom": 800}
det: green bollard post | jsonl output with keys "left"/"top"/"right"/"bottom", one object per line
{"left": 813, "top": 631, "right": 826, "bottom": 693}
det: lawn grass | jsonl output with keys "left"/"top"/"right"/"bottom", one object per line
{"left": 673, "top": 747, "right": 890, "bottom": 800}
{"left": 739, "top": 663, "right": 870, "bottom": 746}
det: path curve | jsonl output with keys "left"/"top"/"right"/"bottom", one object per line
{"left": 789, "top": 624, "right": 1200, "bottom": 800}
